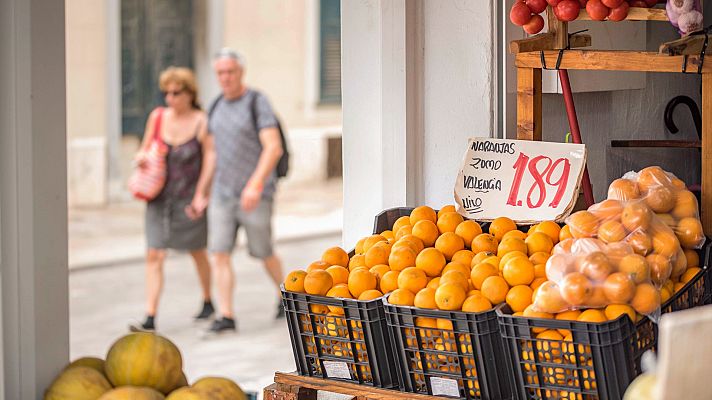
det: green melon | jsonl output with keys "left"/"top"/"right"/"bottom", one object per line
{"left": 165, "top": 387, "right": 207, "bottom": 400}
{"left": 192, "top": 377, "right": 246, "bottom": 400}
{"left": 44, "top": 366, "right": 111, "bottom": 400}
{"left": 65, "top": 357, "right": 105, "bottom": 375}
{"left": 97, "top": 386, "right": 165, "bottom": 400}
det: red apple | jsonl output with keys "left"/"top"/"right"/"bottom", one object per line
{"left": 556, "top": 0, "right": 581, "bottom": 21}
{"left": 601, "top": 0, "right": 623, "bottom": 7}
{"left": 523, "top": 14, "right": 546, "bottom": 34}
{"left": 510, "top": 1, "right": 533, "bottom": 26}
{"left": 586, "top": 0, "right": 610, "bottom": 20}
{"left": 526, "top": 0, "right": 549, "bottom": 14}
{"left": 608, "top": 1, "right": 629, "bottom": 20}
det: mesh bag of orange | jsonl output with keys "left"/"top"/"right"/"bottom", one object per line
{"left": 532, "top": 166, "right": 704, "bottom": 320}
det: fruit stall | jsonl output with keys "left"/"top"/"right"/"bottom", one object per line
{"left": 263, "top": 2, "right": 712, "bottom": 400}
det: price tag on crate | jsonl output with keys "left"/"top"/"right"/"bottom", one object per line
{"left": 454, "top": 138, "right": 586, "bottom": 223}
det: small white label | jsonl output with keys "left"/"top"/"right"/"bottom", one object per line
{"left": 323, "top": 361, "right": 352, "bottom": 379}
{"left": 430, "top": 376, "right": 461, "bottom": 397}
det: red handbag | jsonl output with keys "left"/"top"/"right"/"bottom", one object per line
{"left": 128, "top": 108, "right": 168, "bottom": 201}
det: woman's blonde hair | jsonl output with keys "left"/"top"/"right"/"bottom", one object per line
{"left": 159, "top": 66, "right": 201, "bottom": 110}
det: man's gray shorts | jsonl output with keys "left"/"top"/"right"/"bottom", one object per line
{"left": 208, "top": 195, "right": 274, "bottom": 258}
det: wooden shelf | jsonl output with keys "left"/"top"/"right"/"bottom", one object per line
{"left": 576, "top": 6, "right": 668, "bottom": 21}
{"left": 611, "top": 140, "right": 702, "bottom": 148}
{"left": 516, "top": 50, "right": 710, "bottom": 73}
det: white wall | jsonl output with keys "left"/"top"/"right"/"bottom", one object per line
{"left": 341, "top": 0, "right": 496, "bottom": 246}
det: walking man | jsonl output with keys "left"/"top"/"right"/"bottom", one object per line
{"left": 203, "top": 48, "right": 285, "bottom": 333}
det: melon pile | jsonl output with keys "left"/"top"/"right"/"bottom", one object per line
{"left": 44, "top": 332, "right": 246, "bottom": 400}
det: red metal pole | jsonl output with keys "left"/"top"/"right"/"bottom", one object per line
{"left": 558, "top": 69, "right": 595, "bottom": 207}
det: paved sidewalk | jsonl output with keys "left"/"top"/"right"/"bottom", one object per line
{"left": 68, "top": 179, "right": 343, "bottom": 269}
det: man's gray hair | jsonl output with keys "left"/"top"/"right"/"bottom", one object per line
{"left": 215, "top": 47, "right": 246, "bottom": 67}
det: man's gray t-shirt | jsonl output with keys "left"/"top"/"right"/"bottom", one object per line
{"left": 208, "top": 89, "right": 278, "bottom": 200}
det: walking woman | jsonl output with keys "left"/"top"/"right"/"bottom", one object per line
{"left": 132, "top": 67, "right": 215, "bottom": 331}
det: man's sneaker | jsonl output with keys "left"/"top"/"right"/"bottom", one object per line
{"left": 275, "top": 303, "right": 285, "bottom": 319}
{"left": 129, "top": 315, "right": 155, "bottom": 332}
{"left": 207, "top": 317, "right": 237, "bottom": 334}
{"left": 194, "top": 300, "right": 215, "bottom": 320}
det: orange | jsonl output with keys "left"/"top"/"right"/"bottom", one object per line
{"left": 674, "top": 282, "right": 686, "bottom": 293}
{"left": 646, "top": 253, "right": 672, "bottom": 286}
{"left": 588, "top": 287, "right": 609, "bottom": 308}
{"left": 502, "top": 257, "right": 535, "bottom": 286}
{"left": 660, "top": 287, "right": 672, "bottom": 303}
{"left": 671, "top": 190, "right": 698, "bottom": 219}
{"left": 398, "top": 267, "right": 428, "bottom": 294}
{"left": 455, "top": 220, "right": 482, "bottom": 248}
{"left": 284, "top": 270, "right": 307, "bottom": 292}
{"left": 535, "top": 221, "right": 561, "bottom": 244}
{"left": 363, "top": 235, "right": 388, "bottom": 253}
{"left": 567, "top": 211, "right": 600, "bottom": 238}
{"left": 645, "top": 186, "right": 675, "bottom": 213}
{"left": 637, "top": 166, "right": 672, "bottom": 193}
{"left": 529, "top": 251, "right": 550, "bottom": 266}
{"left": 603, "top": 272, "right": 635, "bottom": 303}
{"left": 410, "top": 205, "right": 437, "bottom": 225}
{"left": 471, "top": 233, "right": 499, "bottom": 254}
{"left": 462, "top": 293, "right": 493, "bottom": 313}
{"left": 310, "top": 304, "right": 329, "bottom": 314}
{"left": 606, "top": 242, "right": 634, "bottom": 268}
{"left": 499, "top": 250, "right": 528, "bottom": 270}
{"left": 395, "top": 225, "right": 413, "bottom": 241}
{"left": 413, "top": 287, "right": 438, "bottom": 309}
{"left": 579, "top": 252, "right": 612, "bottom": 282}
{"left": 676, "top": 217, "right": 704, "bottom": 249}
{"left": 489, "top": 217, "right": 517, "bottom": 241}
{"left": 471, "top": 250, "right": 496, "bottom": 266}
{"left": 502, "top": 230, "right": 528, "bottom": 242}
{"left": 497, "top": 237, "right": 528, "bottom": 257}
{"left": 451, "top": 249, "right": 475, "bottom": 267}
{"left": 618, "top": 254, "right": 650, "bottom": 284}
{"left": 369, "top": 264, "right": 391, "bottom": 281}
{"left": 533, "top": 264, "right": 547, "bottom": 279}
{"left": 523, "top": 305, "right": 554, "bottom": 333}
{"left": 388, "top": 245, "right": 417, "bottom": 272}
{"left": 365, "top": 242, "right": 391, "bottom": 267}
{"left": 434, "top": 283, "right": 467, "bottom": 311}
{"left": 671, "top": 177, "right": 687, "bottom": 190}
{"left": 388, "top": 288, "right": 415, "bottom": 306}
{"left": 322, "top": 246, "right": 350, "bottom": 267}
{"left": 577, "top": 309, "right": 607, "bottom": 323}
{"left": 481, "top": 255, "right": 501, "bottom": 269}
{"left": 608, "top": 178, "right": 640, "bottom": 201}
{"left": 426, "top": 277, "right": 441, "bottom": 290}
{"left": 307, "top": 260, "right": 330, "bottom": 272}
{"left": 559, "top": 272, "right": 592, "bottom": 307}
{"left": 506, "top": 285, "right": 534, "bottom": 312}
{"left": 326, "top": 284, "right": 353, "bottom": 314}
{"left": 415, "top": 317, "right": 438, "bottom": 328}
{"left": 326, "top": 265, "right": 350, "bottom": 285}
{"left": 536, "top": 330, "right": 563, "bottom": 361}
{"left": 630, "top": 283, "right": 661, "bottom": 315}
{"left": 532, "top": 281, "right": 568, "bottom": 314}
{"left": 671, "top": 249, "right": 687, "bottom": 278}
{"left": 435, "top": 232, "right": 465, "bottom": 260}
{"left": 437, "top": 318, "right": 454, "bottom": 331}
{"left": 621, "top": 202, "right": 652, "bottom": 232}
{"left": 440, "top": 270, "right": 469, "bottom": 292}
{"left": 530, "top": 277, "right": 546, "bottom": 291}
{"left": 358, "top": 289, "right": 383, "bottom": 301}
{"left": 525, "top": 232, "right": 554, "bottom": 255}
{"left": 437, "top": 204, "right": 457, "bottom": 219}
{"left": 626, "top": 230, "right": 652, "bottom": 256}
{"left": 442, "top": 262, "right": 470, "bottom": 278}
{"left": 652, "top": 229, "right": 680, "bottom": 257}
{"left": 348, "top": 255, "right": 367, "bottom": 271}
{"left": 470, "top": 262, "right": 499, "bottom": 290}
{"left": 392, "top": 216, "right": 412, "bottom": 235}
{"left": 395, "top": 234, "right": 425, "bottom": 253}
{"left": 304, "top": 270, "right": 334, "bottom": 296}
{"left": 347, "top": 268, "right": 378, "bottom": 298}
{"left": 597, "top": 220, "right": 627, "bottom": 244}
{"left": 414, "top": 247, "right": 446, "bottom": 277}
{"left": 437, "top": 212, "right": 464, "bottom": 234}
{"left": 481, "top": 276, "right": 509, "bottom": 305}
{"left": 555, "top": 310, "right": 581, "bottom": 336}
{"left": 684, "top": 249, "right": 700, "bottom": 268}
{"left": 656, "top": 213, "right": 676, "bottom": 228}
{"left": 559, "top": 225, "right": 573, "bottom": 242}
{"left": 355, "top": 237, "right": 366, "bottom": 254}
{"left": 380, "top": 270, "right": 400, "bottom": 293}
{"left": 681, "top": 267, "right": 701, "bottom": 284}
{"left": 381, "top": 230, "right": 395, "bottom": 241}
{"left": 604, "top": 304, "right": 636, "bottom": 322}
{"left": 589, "top": 199, "right": 624, "bottom": 220}
{"left": 412, "top": 220, "right": 439, "bottom": 247}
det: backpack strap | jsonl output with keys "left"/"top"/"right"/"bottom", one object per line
{"left": 207, "top": 94, "right": 224, "bottom": 119}
{"left": 249, "top": 90, "right": 259, "bottom": 131}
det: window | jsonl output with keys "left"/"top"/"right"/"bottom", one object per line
{"left": 319, "top": 0, "right": 341, "bottom": 104}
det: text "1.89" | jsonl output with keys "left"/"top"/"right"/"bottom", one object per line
{"left": 506, "top": 152, "right": 571, "bottom": 209}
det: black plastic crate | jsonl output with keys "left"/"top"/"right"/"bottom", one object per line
{"left": 282, "top": 288, "right": 398, "bottom": 388}
{"left": 373, "top": 207, "right": 417, "bottom": 234}
{"left": 384, "top": 301, "right": 513, "bottom": 400}
{"left": 497, "top": 243, "right": 712, "bottom": 400}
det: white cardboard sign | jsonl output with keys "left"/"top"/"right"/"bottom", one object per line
{"left": 454, "top": 138, "right": 586, "bottom": 223}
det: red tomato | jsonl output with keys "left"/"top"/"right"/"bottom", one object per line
{"left": 547, "top": 0, "right": 562, "bottom": 6}
{"left": 510, "top": 1, "right": 533, "bottom": 26}
{"left": 628, "top": 0, "right": 648, "bottom": 7}
{"left": 644, "top": 0, "right": 657, "bottom": 6}
{"left": 556, "top": 0, "right": 581, "bottom": 21}
{"left": 608, "top": 1, "right": 629, "bottom": 20}
{"left": 586, "top": 0, "right": 610, "bottom": 20}
{"left": 523, "top": 14, "right": 545, "bottom": 34}
{"left": 579, "top": 0, "right": 589, "bottom": 7}
{"left": 601, "top": 0, "right": 623, "bottom": 7}
{"left": 526, "top": 0, "right": 549, "bottom": 14}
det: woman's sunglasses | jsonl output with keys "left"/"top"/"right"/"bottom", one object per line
{"left": 163, "top": 89, "right": 185, "bottom": 97}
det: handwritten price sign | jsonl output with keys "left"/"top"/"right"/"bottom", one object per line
{"left": 454, "top": 138, "right": 586, "bottom": 223}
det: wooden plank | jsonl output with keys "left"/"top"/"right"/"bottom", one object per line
{"left": 547, "top": 7, "right": 569, "bottom": 49}
{"left": 517, "top": 67, "right": 542, "bottom": 141}
{"left": 702, "top": 73, "right": 712, "bottom": 237}
{"left": 509, "top": 33, "right": 591, "bottom": 54}
{"left": 610, "top": 140, "right": 701, "bottom": 148}
{"left": 263, "top": 382, "right": 314, "bottom": 400}
{"left": 516, "top": 50, "right": 711, "bottom": 73}
{"left": 660, "top": 34, "right": 710, "bottom": 56}
{"left": 274, "top": 372, "right": 436, "bottom": 400}
{"left": 576, "top": 6, "right": 668, "bottom": 21}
